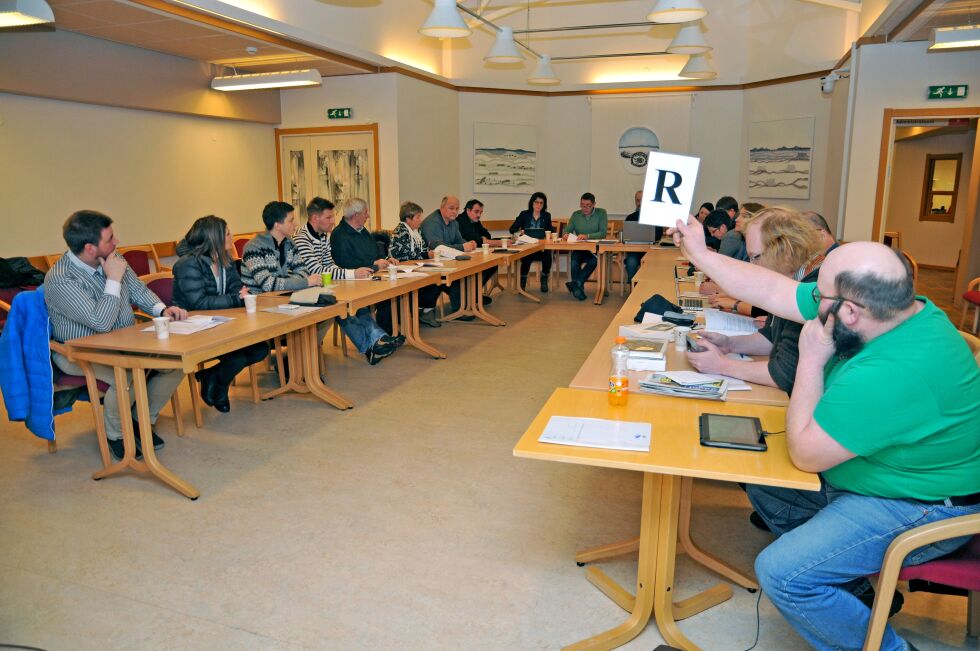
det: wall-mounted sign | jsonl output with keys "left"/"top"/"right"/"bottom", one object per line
{"left": 927, "top": 85, "right": 968, "bottom": 100}
{"left": 327, "top": 108, "right": 352, "bottom": 119}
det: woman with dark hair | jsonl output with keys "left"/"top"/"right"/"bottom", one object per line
{"left": 172, "top": 215, "right": 269, "bottom": 412}
{"left": 508, "top": 191, "right": 553, "bottom": 292}
{"left": 390, "top": 201, "right": 442, "bottom": 328}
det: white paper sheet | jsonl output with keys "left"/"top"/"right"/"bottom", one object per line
{"left": 141, "top": 314, "right": 232, "bottom": 335}
{"left": 539, "top": 416, "right": 651, "bottom": 452}
{"left": 703, "top": 308, "right": 759, "bottom": 336}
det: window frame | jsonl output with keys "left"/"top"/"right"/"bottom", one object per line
{"left": 919, "top": 152, "right": 962, "bottom": 223}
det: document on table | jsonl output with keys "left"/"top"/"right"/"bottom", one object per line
{"left": 703, "top": 308, "right": 759, "bottom": 336}
{"left": 539, "top": 416, "right": 651, "bottom": 452}
{"left": 141, "top": 314, "right": 232, "bottom": 335}
{"left": 261, "top": 305, "right": 321, "bottom": 315}
{"left": 661, "top": 370, "right": 751, "bottom": 391}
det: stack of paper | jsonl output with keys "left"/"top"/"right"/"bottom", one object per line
{"left": 141, "top": 314, "right": 232, "bottom": 335}
{"left": 538, "top": 416, "right": 651, "bottom": 452}
{"left": 623, "top": 339, "right": 668, "bottom": 372}
{"left": 639, "top": 371, "right": 728, "bottom": 400}
{"left": 618, "top": 322, "right": 674, "bottom": 341}
{"left": 703, "top": 309, "right": 759, "bottom": 337}
{"left": 516, "top": 233, "right": 539, "bottom": 244}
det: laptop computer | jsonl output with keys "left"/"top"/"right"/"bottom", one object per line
{"left": 678, "top": 293, "right": 708, "bottom": 312}
{"left": 622, "top": 221, "right": 660, "bottom": 244}
{"left": 524, "top": 227, "right": 546, "bottom": 239}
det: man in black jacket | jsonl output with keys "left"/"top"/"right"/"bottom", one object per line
{"left": 455, "top": 199, "right": 498, "bottom": 305}
{"left": 330, "top": 198, "right": 396, "bottom": 336}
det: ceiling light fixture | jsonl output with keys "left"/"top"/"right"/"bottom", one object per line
{"left": 527, "top": 55, "right": 560, "bottom": 85}
{"left": 419, "top": 0, "right": 471, "bottom": 38}
{"left": 485, "top": 25, "right": 523, "bottom": 63}
{"left": 679, "top": 53, "right": 716, "bottom": 79}
{"left": 667, "top": 21, "right": 710, "bottom": 54}
{"left": 647, "top": 0, "right": 707, "bottom": 24}
{"left": 928, "top": 24, "right": 980, "bottom": 51}
{"left": 0, "top": 0, "right": 54, "bottom": 27}
{"left": 211, "top": 69, "right": 322, "bottom": 92}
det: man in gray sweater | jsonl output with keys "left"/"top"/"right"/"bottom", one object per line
{"left": 240, "top": 201, "right": 321, "bottom": 294}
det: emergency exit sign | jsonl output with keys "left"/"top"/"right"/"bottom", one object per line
{"left": 327, "top": 107, "right": 352, "bottom": 119}
{"left": 928, "top": 85, "right": 968, "bottom": 100}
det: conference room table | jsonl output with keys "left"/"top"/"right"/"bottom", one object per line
{"left": 514, "top": 388, "right": 818, "bottom": 651}
{"left": 593, "top": 242, "right": 681, "bottom": 305}
{"left": 65, "top": 295, "right": 348, "bottom": 499}
{"left": 430, "top": 253, "right": 508, "bottom": 326}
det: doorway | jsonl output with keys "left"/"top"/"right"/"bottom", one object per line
{"left": 872, "top": 108, "right": 980, "bottom": 318}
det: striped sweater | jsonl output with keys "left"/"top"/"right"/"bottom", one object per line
{"left": 44, "top": 251, "right": 164, "bottom": 343}
{"left": 292, "top": 222, "right": 354, "bottom": 280}
{"left": 240, "top": 231, "right": 309, "bottom": 294}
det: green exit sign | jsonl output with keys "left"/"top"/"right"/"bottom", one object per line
{"left": 327, "top": 107, "right": 352, "bottom": 119}
{"left": 928, "top": 85, "right": 968, "bottom": 100}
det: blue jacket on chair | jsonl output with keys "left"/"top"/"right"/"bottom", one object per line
{"left": 0, "top": 286, "right": 72, "bottom": 441}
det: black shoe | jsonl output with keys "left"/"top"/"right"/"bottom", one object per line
{"left": 565, "top": 281, "right": 576, "bottom": 295}
{"left": 540, "top": 275, "right": 549, "bottom": 293}
{"left": 366, "top": 340, "right": 395, "bottom": 365}
{"left": 131, "top": 419, "right": 165, "bottom": 450}
{"left": 382, "top": 334, "right": 406, "bottom": 348}
{"left": 457, "top": 315, "right": 476, "bottom": 322}
{"left": 196, "top": 369, "right": 216, "bottom": 407}
{"left": 749, "top": 511, "right": 771, "bottom": 532}
{"left": 482, "top": 295, "right": 493, "bottom": 306}
{"left": 573, "top": 283, "right": 587, "bottom": 301}
{"left": 107, "top": 437, "right": 142, "bottom": 461}
{"left": 854, "top": 582, "right": 904, "bottom": 618}
{"left": 211, "top": 382, "right": 231, "bottom": 413}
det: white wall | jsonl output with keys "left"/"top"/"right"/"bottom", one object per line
{"left": 690, "top": 90, "right": 744, "bottom": 211}
{"left": 740, "top": 78, "right": 838, "bottom": 217}
{"left": 279, "top": 73, "right": 401, "bottom": 227}
{"left": 842, "top": 41, "right": 980, "bottom": 242}
{"left": 0, "top": 92, "right": 276, "bottom": 257}
{"left": 885, "top": 129, "right": 976, "bottom": 268}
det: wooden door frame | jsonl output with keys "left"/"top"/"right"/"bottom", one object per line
{"left": 274, "top": 123, "right": 383, "bottom": 230}
{"left": 872, "top": 107, "right": 980, "bottom": 307}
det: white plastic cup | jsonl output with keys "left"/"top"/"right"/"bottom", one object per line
{"left": 482, "top": 243, "right": 490, "bottom": 255}
{"left": 152, "top": 316, "right": 170, "bottom": 340}
{"left": 500, "top": 237, "right": 508, "bottom": 249}
{"left": 388, "top": 266, "right": 398, "bottom": 281}
{"left": 674, "top": 326, "right": 691, "bottom": 352}
{"left": 244, "top": 294, "right": 257, "bottom": 313}
{"left": 694, "top": 271, "right": 705, "bottom": 288}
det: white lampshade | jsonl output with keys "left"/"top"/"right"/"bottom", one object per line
{"left": 0, "top": 0, "right": 54, "bottom": 27}
{"left": 419, "top": 0, "right": 471, "bottom": 38}
{"left": 679, "top": 53, "right": 716, "bottom": 79}
{"left": 211, "top": 69, "right": 322, "bottom": 92}
{"left": 528, "top": 55, "right": 560, "bottom": 85}
{"left": 485, "top": 26, "right": 523, "bottom": 63}
{"left": 928, "top": 24, "right": 980, "bottom": 51}
{"left": 667, "top": 21, "right": 710, "bottom": 54}
{"left": 648, "top": 0, "right": 707, "bottom": 24}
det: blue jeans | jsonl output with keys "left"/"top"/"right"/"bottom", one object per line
{"left": 570, "top": 251, "right": 597, "bottom": 286}
{"left": 624, "top": 252, "right": 642, "bottom": 284}
{"left": 748, "top": 481, "right": 980, "bottom": 650}
{"left": 337, "top": 307, "right": 386, "bottom": 354}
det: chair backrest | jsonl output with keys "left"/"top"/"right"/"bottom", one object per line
{"left": 118, "top": 245, "right": 163, "bottom": 276}
{"left": 897, "top": 249, "right": 918, "bottom": 290}
{"left": 960, "top": 330, "right": 980, "bottom": 366}
{"left": 0, "top": 290, "right": 15, "bottom": 331}
{"left": 233, "top": 237, "right": 251, "bottom": 259}
{"left": 140, "top": 272, "right": 175, "bottom": 307}
{"left": 45, "top": 254, "right": 62, "bottom": 270}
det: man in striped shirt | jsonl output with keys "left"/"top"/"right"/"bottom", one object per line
{"left": 45, "top": 210, "right": 188, "bottom": 460}
{"left": 293, "top": 197, "right": 399, "bottom": 365}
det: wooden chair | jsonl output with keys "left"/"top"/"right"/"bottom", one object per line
{"left": 882, "top": 230, "right": 902, "bottom": 250}
{"left": 45, "top": 254, "right": 62, "bottom": 270}
{"left": 864, "top": 331, "right": 980, "bottom": 649}
{"left": 118, "top": 244, "right": 169, "bottom": 276}
{"left": 899, "top": 250, "right": 918, "bottom": 290}
{"left": 961, "top": 277, "right": 980, "bottom": 335}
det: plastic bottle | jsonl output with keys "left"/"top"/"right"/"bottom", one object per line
{"left": 609, "top": 336, "right": 630, "bottom": 406}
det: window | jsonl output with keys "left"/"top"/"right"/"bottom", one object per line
{"left": 920, "top": 153, "right": 962, "bottom": 223}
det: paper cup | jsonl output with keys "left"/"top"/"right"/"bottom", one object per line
{"left": 388, "top": 267, "right": 398, "bottom": 281}
{"left": 500, "top": 238, "right": 508, "bottom": 249}
{"left": 321, "top": 272, "right": 332, "bottom": 286}
{"left": 152, "top": 316, "right": 170, "bottom": 340}
{"left": 674, "top": 326, "right": 691, "bottom": 352}
{"left": 244, "top": 294, "right": 257, "bottom": 313}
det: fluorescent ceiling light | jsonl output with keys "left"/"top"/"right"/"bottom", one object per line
{"left": 679, "top": 53, "right": 716, "bottom": 79}
{"left": 667, "top": 21, "right": 710, "bottom": 54}
{"left": 528, "top": 55, "right": 560, "bottom": 85}
{"left": 0, "top": 0, "right": 54, "bottom": 27}
{"left": 485, "top": 26, "right": 523, "bottom": 63}
{"left": 211, "top": 69, "right": 322, "bottom": 92}
{"left": 929, "top": 25, "right": 980, "bottom": 51}
{"left": 647, "top": 0, "right": 707, "bottom": 24}
{"left": 419, "top": 0, "right": 471, "bottom": 38}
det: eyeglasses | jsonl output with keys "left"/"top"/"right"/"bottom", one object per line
{"left": 748, "top": 252, "right": 763, "bottom": 263}
{"left": 811, "top": 286, "right": 866, "bottom": 309}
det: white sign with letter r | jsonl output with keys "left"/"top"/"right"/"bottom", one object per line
{"left": 638, "top": 151, "right": 701, "bottom": 229}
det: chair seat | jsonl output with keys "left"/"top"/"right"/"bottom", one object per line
{"left": 54, "top": 373, "right": 110, "bottom": 394}
{"left": 897, "top": 535, "right": 980, "bottom": 591}
{"left": 963, "top": 290, "right": 980, "bottom": 306}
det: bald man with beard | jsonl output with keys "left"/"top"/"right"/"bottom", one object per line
{"left": 671, "top": 217, "right": 980, "bottom": 651}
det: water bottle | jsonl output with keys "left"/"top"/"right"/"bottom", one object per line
{"left": 609, "top": 336, "right": 630, "bottom": 406}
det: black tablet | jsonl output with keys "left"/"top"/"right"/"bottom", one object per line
{"left": 699, "top": 414, "right": 767, "bottom": 451}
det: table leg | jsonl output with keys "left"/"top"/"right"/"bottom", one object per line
{"left": 298, "top": 325, "right": 354, "bottom": 409}
{"left": 652, "top": 475, "right": 702, "bottom": 650}
{"left": 400, "top": 290, "right": 445, "bottom": 359}
{"left": 444, "top": 275, "right": 506, "bottom": 326}
{"left": 564, "top": 472, "right": 662, "bottom": 651}
{"left": 594, "top": 252, "right": 607, "bottom": 305}
{"left": 92, "top": 366, "right": 145, "bottom": 480}
{"left": 510, "top": 258, "right": 542, "bottom": 304}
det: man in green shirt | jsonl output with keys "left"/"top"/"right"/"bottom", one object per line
{"left": 671, "top": 216, "right": 980, "bottom": 651}
{"left": 564, "top": 192, "right": 607, "bottom": 301}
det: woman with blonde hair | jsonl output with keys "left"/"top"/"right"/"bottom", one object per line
{"left": 687, "top": 207, "right": 822, "bottom": 395}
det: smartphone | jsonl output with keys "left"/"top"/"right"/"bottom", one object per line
{"left": 686, "top": 333, "right": 704, "bottom": 352}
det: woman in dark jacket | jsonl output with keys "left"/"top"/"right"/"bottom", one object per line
{"left": 173, "top": 215, "right": 268, "bottom": 412}
{"left": 508, "top": 191, "right": 553, "bottom": 292}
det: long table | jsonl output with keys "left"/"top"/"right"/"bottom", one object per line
{"left": 66, "top": 296, "right": 347, "bottom": 499}
{"left": 515, "top": 389, "right": 818, "bottom": 651}
{"left": 431, "top": 253, "right": 508, "bottom": 326}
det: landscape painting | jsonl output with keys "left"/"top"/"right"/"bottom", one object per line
{"left": 473, "top": 122, "right": 536, "bottom": 194}
{"left": 748, "top": 117, "right": 814, "bottom": 199}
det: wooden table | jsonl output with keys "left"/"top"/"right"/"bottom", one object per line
{"left": 496, "top": 241, "right": 548, "bottom": 303}
{"left": 430, "top": 254, "right": 507, "bottom": 326}
{"left": 326, "top": 273, "right": 446, "bottom": 359}
{"left": 543, "top": 240, "right": 601, "bottom": 289}
{"left": 514, "top": 388, "right": 818, "bottom": 651}
{"left": 65, "top": 296, "right": 348, "bottom": 499}
{"left": 594, "top": 243, "right": 681, "bottom": 305}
